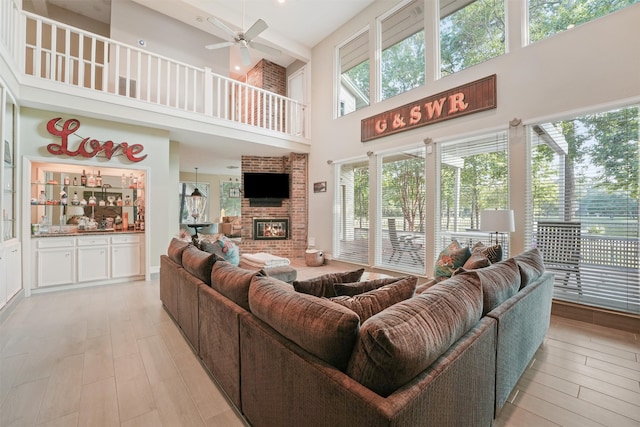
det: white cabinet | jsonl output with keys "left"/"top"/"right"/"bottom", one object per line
{"left": 5, "top": 241, "right": 22, "bottom": 300}
{"left": 32, "top": 234, "right": 143, "bottom": 290}
{"left": 77, "top": 236, "right": 109, "bottom": 282}
{"left": 36, "top": 238, "right": 75, "bottom": 287}
{"left": 111, "top": 235, "right": 141, "bottom": 278}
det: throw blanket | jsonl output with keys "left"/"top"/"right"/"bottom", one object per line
{"left": 241, "top": 252, "right": 291, "bottom": 268}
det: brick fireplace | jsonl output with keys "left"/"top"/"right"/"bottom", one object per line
{"left": 240, "top": 153, "right": 308, "bottom": 259}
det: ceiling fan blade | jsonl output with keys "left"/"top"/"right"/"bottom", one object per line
{"left": 240, "top": 44, "right": 252, "bottom": 66}
{"left": 248, "top": 41, "right": 281, "bottom": 57}
{"left": 206, "top": 17, "right": 237, "bottom": 39}
{"left": 205, "top": 41, "right": 234, "bottom": 50}
{"left": 243, "top": 19, "right": 268, "bottom": 41}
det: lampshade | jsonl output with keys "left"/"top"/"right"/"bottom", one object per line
{"left": 480, "top": 209, "right": 515, "bottom": 233}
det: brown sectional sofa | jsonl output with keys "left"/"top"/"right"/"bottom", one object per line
{"left": 160, "top": 238, "right": 553, "bottom": 426}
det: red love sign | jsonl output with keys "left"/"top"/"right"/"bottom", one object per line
{"left": 46, "top": 117, "right": 147, "bottom": 162}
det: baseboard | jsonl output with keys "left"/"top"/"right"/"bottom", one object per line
{"left": 551, "top": 300, "right": 640, "bottom": 334}
{"left": 0, "top": 290, "right": 25, "bottom": 327}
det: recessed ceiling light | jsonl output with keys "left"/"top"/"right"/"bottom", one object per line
{"left": 277, "top": 0, "right": 286, "bottom": 3}
{"left": 235, "top": 65, "right": 241, "bottom": 71}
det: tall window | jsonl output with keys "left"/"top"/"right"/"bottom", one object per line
{"left": 334, "top": 160, "right": 370, "bottom": 264}
{"left": 529, "top": 0, "right": 638, "bottom": 44}
{"left": 338, "top": 29, "right": 370, "bottom": 117}
{"left": 380, "top": 0, "right": 425, "bottom": 100}
{"left": 377, "top": 148, "right": 426, "bottom": 273}
{"left": 439, "top": 132, "right": 509, "bottom": 256}
{"left": 220, "top": 180, "right": 241, "bottom": 217}
{"left": 440, "top": 0, "right": 505, "bottom": 77}
{"left": 530, "top": 106, "right": 639, "bottom": 314}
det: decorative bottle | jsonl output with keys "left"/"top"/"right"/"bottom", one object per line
{"left": 96, "top": 170, "right": 103, "bottom": 187}
{"left": 81, "top": 169, "right": 87, "bottom": 186}
{"left": 73, "top": 176, "right": 78, "bottom": 186}
{"left": 87, "top": 171, "right": 96, "bottom": 187}
{"left": 64, "top": 175, "right": 70, "bottom": 186}
{"left": 38, "top": 190, "right": 46, "bottom": 205}
{"left": 72, "top": 192, "right": 79, "bottom": 205}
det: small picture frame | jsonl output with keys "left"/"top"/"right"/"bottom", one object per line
{"left": 229, "top": 188, "right": 241, "bottom": 198}
{"left": 314, "top": 181, "right": 327, "bottom": 193}
{"left": 3, "top": 140, "right": 11, "bottom": 164}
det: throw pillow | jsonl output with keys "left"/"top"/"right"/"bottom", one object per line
{"left": 472, "top": 241, "right": 502, "bottom": 264}
{"left": 167, "top": 238, "right": 190, "bottom": 265}
{"left": 211, "top": 261, "right": 264, "bottom": 311}
{"left": 472, "top": 258, "right": 521, "bottom": 315}
{"left": 333, "top": 276, "right": 400, "bottom": 297}
{"left": 462, "top": 252, "right": 492, "bottom": 270}
{"left": 249, "top": 275, "right": 360, "bottom": 371}
{"left": 346, "top": 272, "right": 483, "bottom": 397}
{"left": 513, "top": 248, "right": 545, "bottom": 288}
{"left": 293, "top": 268, "right": 365, "bottom": 297}
{"left": 217, "top": 236, "right": 240, "bottom": 266}
{"left": 329, "top": 276, "right": 417, "bottom": 321}
{"left": 181, "top": 245, "right": 216, "bottom": 285}
{"left": 434, "top": 241, "right": 471, "bottom": 282}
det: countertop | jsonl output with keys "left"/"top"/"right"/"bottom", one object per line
{"left": 32, "top": 230, "right": 145, "bottom": 238}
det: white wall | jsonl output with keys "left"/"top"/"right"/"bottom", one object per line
{"left": 307, "top": 1, "right": 640, "bottom": 258}
{"left": 110, "top": 0, "right": 229, "bottom": 76}
{"left": 19, "top": 107, "right": 174, "bottom": 274}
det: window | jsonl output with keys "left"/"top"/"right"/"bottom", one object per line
{"left": 530, "top": 106, "right": 639, "bottom": 314}
{"left": 439, "top": 132, "right": 509, "bottom": 257}
{"left": 220, "top": 180, "right": 241, "bottom": 217}
{"left": 376, "top": 148, "right": 426, "bottom": 273}
{"left": 380, "top": 0, "right": 425, "bottom": 100}
{"left": 529, "top": 0, "right": 639, "bottom": 44}
{"left": 334, "top": 160, "right": 370, "bottom": 264}
{"left": 440, "top": 0, "right": 505, "bottom": 77}
{"left": 338, "top": 29, "right": 370, "bottom": 117}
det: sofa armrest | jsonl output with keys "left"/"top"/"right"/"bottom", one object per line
{"left": 240, "top": 313, "right": 496, "bottom": 427}
{"left": 486, "top": 271, "right": 554, "bottom": 412}
{"left": 160, "top": 255, "right": 181, "bottom": 321}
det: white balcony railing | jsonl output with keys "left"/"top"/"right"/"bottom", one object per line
{"left": 1, "top": 2, "right": 306, "bottom": 138}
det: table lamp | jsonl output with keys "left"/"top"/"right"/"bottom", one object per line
{"left": 480, "top": 209, "right": 515, "bottom": 245}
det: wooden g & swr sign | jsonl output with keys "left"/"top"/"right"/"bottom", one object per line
{"left": 361, "top": 74, "right": 497, "bottom": 142}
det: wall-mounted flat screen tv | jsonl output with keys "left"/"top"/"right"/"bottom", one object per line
{"left": 243, "top": 172, "right": 290, "bottom": 199}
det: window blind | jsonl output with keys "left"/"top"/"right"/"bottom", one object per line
{"left": 529, "top": 107, "right": 639, "bottom": 315}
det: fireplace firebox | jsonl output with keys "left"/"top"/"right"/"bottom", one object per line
{"left": 253, "top": 218, "right": 289, "bottom": 240}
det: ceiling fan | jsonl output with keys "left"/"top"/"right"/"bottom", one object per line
{"left": 205, "top": 1, "right": 282, "bottom": 66}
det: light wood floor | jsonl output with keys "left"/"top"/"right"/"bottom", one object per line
{"left": 0, "top": 262, "right": 638, "bottom": 426}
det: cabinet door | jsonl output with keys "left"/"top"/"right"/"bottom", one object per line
{"left": 5, "top": 241, "right": 21, "bottom": 299}
{"left": 111, "top": 244, "right": 140, "bottom": 278}
{"left": 37, "top": 249, "right": 75, "bottom": 287}
{"left": 77, "top": 246, "right": 109, "bottom": 282}
{"left": 0, "top": 247, "right": 6, "bottom": 308}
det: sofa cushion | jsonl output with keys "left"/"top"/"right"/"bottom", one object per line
{"left": 211, "top": 261, "right": 264, "bottom": 311}
{"left": 329, "top": 276, "right": 417, "bottom": 321}
{"left": 167, "top": 238, "right": 190, "bottom": 265}
{"left": 472, "top": 241, "right": 503, "bottom": 264}
{"left": 434, "top": 241, "right": 471, "bottom": 282}
{"left": 181, "top": 245, "right": 216, "bottom": 285}
{"left": 333, "top": 276, "right": 400, "bottom": 297}
{"left": 292, "top": 268, "right": 365, "bottom": 297}
{"left": 346, "top": 272, "right": 482, "bottom": 397}
{"left": 249, "top": 275, "right": 360, "bottom": 371}
{"left": 513, "top": 248, "right": 545, "bottom": 288}
{"left": 474, "top": 258, "right": 521, "bottom": 315}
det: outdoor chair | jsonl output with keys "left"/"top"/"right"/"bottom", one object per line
{"left": 536, "top": 221, "right": 582, "bottom": 294}
{"left": 387, "top": 218, "right": 423, "bottom": 266}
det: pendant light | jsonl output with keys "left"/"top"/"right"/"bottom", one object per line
{"left": 186, "top": 167, "right": 207, "bottom": 223}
